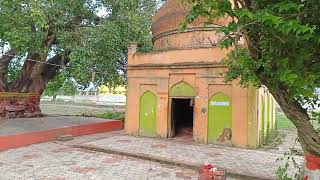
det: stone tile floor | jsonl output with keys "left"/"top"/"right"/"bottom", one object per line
{"left": 0, "top": 131, "right": 304, "bottom": 180}
{"left": 80, "top": 133, "right": 304, "bottom": 179}
{"left": 0, "top": 141, "right": 197, "bottom": 180}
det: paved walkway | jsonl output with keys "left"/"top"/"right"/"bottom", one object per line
{"left": 265, "top": 129, "right": 302, "bottom": 155}
{"left": 79, "top": 134, "right": 304, "bottom": 179}
{"left": 0, "top": 131, "right": 304, "bottom": 179}
{"left": 0, "top": 141, "right": 198, "bottom": 180}
{"left": 0, "top": 116, "right": 115, "bottom": 136}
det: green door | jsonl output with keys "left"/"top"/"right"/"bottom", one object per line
{"left": 139, "top": 91, "right": 157, "bottom": 137}
{"left": 261, "top": 96, "right": 265, "bottom": 144}
{"left": 208, "top": 92, "right": 232, "bottom": 143}
{"left": 266, "top": 94, "right": 271, "bottom": 138}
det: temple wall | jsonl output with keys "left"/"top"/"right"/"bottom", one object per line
{"left": 125, "top": 47, "right": 259, "bottom": 148}
{"left": 128, "top": 47, "right": 230, "bottom": 66}
{"left": 257, "top": 87, "right": 277, "bottom": 146}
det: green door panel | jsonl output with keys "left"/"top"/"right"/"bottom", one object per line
{"left": 266, "top": 94, "right": 271, "bottom": 138}
{"left": 261, "top": 96, "right": 265, "bottom": 143}
{"left": 273, "top": 99, "right": 276, "bottom": 130}
{"left": 169, "top": 81, "right": 196, "bottom": 97}
{"left": 208, "top": 92, "right": 232, "bottom": 143}
{"left": 139, "top": 91, "right": 157, "bottom": 137}
{"left": 272, "top": 99, "right": 276, "bottom": 130}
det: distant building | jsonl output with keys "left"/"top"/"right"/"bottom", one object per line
{"left": 76, "top": 82, "right": 98, "bottom": 96}
{"left": 76, "top": 90, "right": 98, "bottom": 96}
{"left": 99, "top": 85, "right": 126, "bottom": 95}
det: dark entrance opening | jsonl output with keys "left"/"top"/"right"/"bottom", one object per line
{"left": 171, "top": 98, "right": 194, "bottom": 139}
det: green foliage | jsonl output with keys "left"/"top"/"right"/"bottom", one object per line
{"left": 68, "top": 0, "right": 157, "bottom": 88}
{"left": 276, "top": 144, "right": 303, "bottom": 180}
{"left": 44, "top": 72, "right": 77, "bottom": 97}
{"left": 1, "top": 0, "right": 158, "bottom": 91}
{"left": 0, "top": 0, "right": 97, "bottom": 55}
{"left": 310, "top": 111, "right": 320, "bottom": 133}
{"left": 95, "top": 112, "right": 125, "bottom": 120}
{"left": 276, "top": 111, "right": 296, "bottom": 130}
{"left": 184, "top": 0, "right": 320, "bottom": 157}
{"left": 7, "top": 58, "right": 23, "bottom": 82}
{"left": 184, "top": 0, "right": 320, "bottom": 107}
{"left": 184, "top": 1, "right": 320, "bottom": 153}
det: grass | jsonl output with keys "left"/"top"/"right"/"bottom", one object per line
{"left": 95, "top": 112, "right": 125, "bottom": 120}
{"left": 276, "top": 110, "right": 320, "bottom": 131}
{"left": 40, "top": 101, "right": 124, "bottom": 116}
{"left": 276, "top": 111, "right": 296, "bottom": 130}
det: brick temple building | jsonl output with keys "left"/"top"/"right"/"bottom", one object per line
{"left": 125, "top": 0, "right": 276, "bottom": 148}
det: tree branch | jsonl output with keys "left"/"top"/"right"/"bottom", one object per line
{"left": 42, "top": 51, "right": 70, "bottom": 83}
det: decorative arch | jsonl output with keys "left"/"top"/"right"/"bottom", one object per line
{"left": 169, "top": 81, "right": 196, "bottom": 97}
{"left": 207, "top": 92, "right": 232, "bottom": 144}
{"left": 139, "top": 91, "right": 157, "bottom": 137}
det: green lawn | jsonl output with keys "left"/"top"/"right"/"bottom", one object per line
{"left": 276, "top": 110, "right": 319, "bottom": 131}
{"left": 276, "top": 111, "right": 296, "bottom": 130}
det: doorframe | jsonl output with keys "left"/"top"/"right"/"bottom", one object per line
{"left": 167, "top": 96, "right": 195, "bottom": 138}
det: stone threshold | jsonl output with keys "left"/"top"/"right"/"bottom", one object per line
{"left": 74, "top": 144, "right": 270, "bottom": 180}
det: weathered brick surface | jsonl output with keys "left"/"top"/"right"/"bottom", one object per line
{"left": 82, "top": 135, "right": 304, "bottom": 179}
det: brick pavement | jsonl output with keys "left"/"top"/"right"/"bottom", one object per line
{"left": 80, "top": 134, "right": 304, "bottom": 179}
{"left": 0, "top": 142, "right": 198, "bottom": 180}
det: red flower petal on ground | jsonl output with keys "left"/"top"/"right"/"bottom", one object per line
{"left": 206, "top": 164, "right": 214, "bottom": 169}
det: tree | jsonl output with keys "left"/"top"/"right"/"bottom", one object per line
{"left": 0, "top": 0, "right": 99, "bottom": 117}
{"left": 43, "top": 72, "right": 77, "bottom": 101}
{"left": 184, "top": 0, "right": 320, "bottom": 173}
{"left": 0, "top": 0, "right": 158, "bottom": 117}
{"left": 69, "top": 0, "right": 157, "bottom": 88}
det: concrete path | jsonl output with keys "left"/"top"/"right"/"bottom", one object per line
{"left": 78, "top": 134, "right": 304, "bottom": 179}
{"left": 264, "top": 129, "right": 302, "bottom": 155}
{"left": 0, "top": 116, "right": 115, "bottom": 136}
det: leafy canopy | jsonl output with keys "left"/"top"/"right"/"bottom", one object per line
{"left": 69, "top": 0, "right": 157, "bottom": 89}
{"left": 0, "top": 0, "right": 158, "bottom": 90}
{"left": 184, "top": 0, "right": 320, "bottom": 113}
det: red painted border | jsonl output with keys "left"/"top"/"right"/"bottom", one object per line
{"left": 0, "top": 120, "right": 123, "bottom": 151}
{"left": 306, "top": 153, "right": 320, "bottom": 170}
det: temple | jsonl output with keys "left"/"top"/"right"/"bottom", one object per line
{"left": 125, "top": 0, "right": 276, "bottom": 148}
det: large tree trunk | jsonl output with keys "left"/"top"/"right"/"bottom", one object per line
{"left": 270, "top": 88, "right": 320, "bottom": 179}
{"left": 0, "top": 51, "right": 66, "bottom": 119}
{"left": 0, "top": 50, "right": 15, "bottom": 92}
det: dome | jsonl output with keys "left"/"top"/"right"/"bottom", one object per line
{"left": 152, "top": 0, "right": 231, "bottom": 50}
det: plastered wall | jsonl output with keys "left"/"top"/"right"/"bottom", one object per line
{"left": 125, "top": 47, "right": 260, "bottom": 148}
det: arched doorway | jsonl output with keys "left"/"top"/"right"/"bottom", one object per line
{"left": 139, "top": 91, "right": 157, "bottom": 137}
{"left": 208, "top": 92, "right": 232, "bottom": 144}
{"left": 169, "top": 81, "right": 196, "bottom": 139}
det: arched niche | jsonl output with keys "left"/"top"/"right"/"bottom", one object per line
{"left": 139, "top": 91, "right": 157, "bottom": 137}
{"left": 207, "top": 92, "right": 232, "bottom": 144}
{"left": 169, "top": 81, "right": 196, "bottom": 97}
